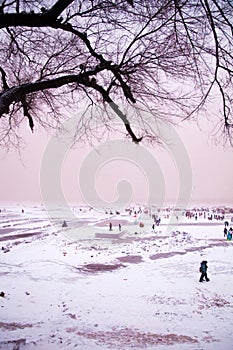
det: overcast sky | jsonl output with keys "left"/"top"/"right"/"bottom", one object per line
{"left": 0, "top": 117, "right": 232, "bottom": 208}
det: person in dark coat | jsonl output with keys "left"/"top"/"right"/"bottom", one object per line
{"left": 224, "top": 227, "right": 228, "bottom": 237}
{"left": 199, "top": 260, "right": 210, "bottom": 282}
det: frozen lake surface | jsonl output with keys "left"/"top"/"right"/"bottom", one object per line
{"left": 0, "top": 205, "right": 233, "bottom": 349}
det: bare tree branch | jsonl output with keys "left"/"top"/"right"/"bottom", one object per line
{"left": 0, "top": 66, "right": 9, "bottom": 91}
{"left": 0, "top": 71, "right": 140, "bottom": 141}
{"left": 0, "top": 0, "right": 75, "bottom": 28}
{"left": 22, "top": 97, "right": 34, "bottom": 131}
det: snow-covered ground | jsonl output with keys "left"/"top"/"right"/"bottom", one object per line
{"left": 0, "top": 205, "right": 233, "bottom": 350}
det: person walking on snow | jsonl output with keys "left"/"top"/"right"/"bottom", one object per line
{"left": 224, "top": 227, "right": 228, "bottom": 237}
{"left": 199, "top": 260, "right": 210, "bottom": 282}
{"left": 227, "top": 227, "right": 232, "bottom": 241}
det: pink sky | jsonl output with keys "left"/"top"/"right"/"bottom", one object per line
{"left": 0, "top": 118, "right": 232, "bottom": 207}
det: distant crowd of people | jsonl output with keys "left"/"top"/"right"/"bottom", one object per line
{"left": 185, "top": 211, "right": 224, "bottom": 221}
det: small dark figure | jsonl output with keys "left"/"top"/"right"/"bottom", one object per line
{"left": 199, "top": 260, "right": 210, "bottom": 282}
{"left": 224, "top": 227, "right": 228, "bottom": 237}
{"left": 109, "top": 222, "right": 112, "bottom": 231}
{"left": 227, "top": 227, "right": 232, "bottom": 241}
{"left": 152, "top": 223, "right": 155, "bottom": 230}
{"left": 21, "top": 209, "right": 24, "bottom": 213}
{"left": 155, "top": 218, "right": 161, "bottom": 226}
{"left": 62, "top": 220, "right": 68, "bottom": 228}
{"left": 224, "top": 221, "right": 229, "bottom": 227}
{"left": 119, "top": 224, "right": 121, "bottom": 231}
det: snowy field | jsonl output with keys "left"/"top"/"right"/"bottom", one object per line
{"left": 0, "top": 205, "right": 233, "bottom": 350}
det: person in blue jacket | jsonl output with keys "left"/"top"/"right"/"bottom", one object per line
{"left": 199, "top": 260, "right": 210, "bottom": 282}
{"left": 227, "top": 227, "right": 232, "bottom": 241}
